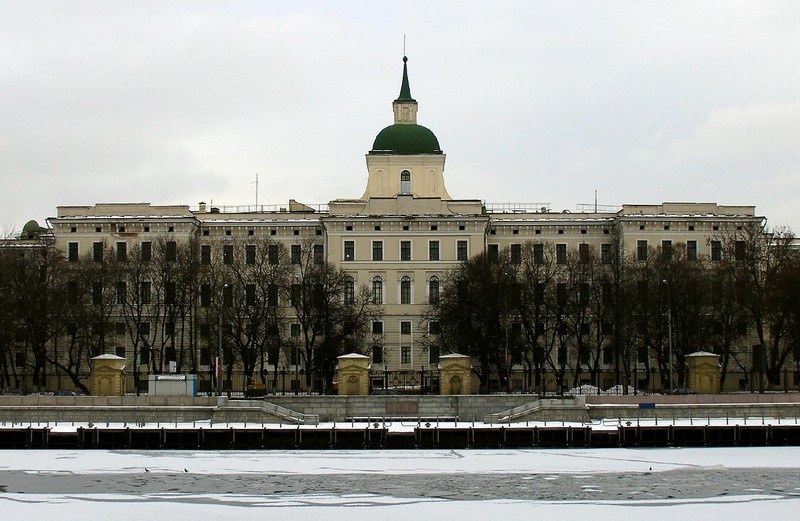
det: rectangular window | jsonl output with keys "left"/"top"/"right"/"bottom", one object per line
{"left": 373, "top": 344, "right": 384, "bottom": 364}
{"left": 735, "top": 240, "right": 746, "bottom": 261}
{"left": 291, "top": 244, "right": 301, "bottom": 265}
{"left": 201, "top": 244, "right": 211, "bottom": 265}
{"left": 115, "top": 322, "right": 126, "bottom": 336}
{"left": 344, "top": 241, "right": 354, "bottom": 261}
{"left": 429, "top": 241, "right": 440, "bottom": 261}
{"left": 687, "top": 240, "right": 698, "bottom": 261}
{"left": 556, "top": 244, "right": 567, "bottom": 265}
{"left": 579, "top": 243, "right": 589, "bottom": 263}
{"left": 711, "top": 240, "right": 722, "bottom": 261}
{"left": 141, "top": 241, "right": 152, "bottom": 262}
{"left": 68, "top": 242, "right": 79, "bottom": 262}
{"left": 291, "top": 284, "right": 301, "bottom": 306}
{"left": 556, "top": 282, "right": 567, "bottom": 306}
{"left": 92, "top": 282, "right": 103, "bottom": 305}
{"left": 429, "top": 344, "right": 440, "bottom": 364}
{"left": 200, "top": 284, "right": 211, "bottom": 307}
{"left": 165, "top": 241, "right": 177, "bottom": 262}
{"left": 401, "top": 346, "right": 411, "bottom": 364}
{"left": 534, "top": 243, "right": 544, "bottom": 264}
{"left": 400, "top": 321, "right": 412, "bottom": 335}
{"left": 267, "top": 284, "right": 278, "bottom": 306}
{"left": 93, "top": 242, "right": 103, "bottom": 262}
{"left": 457, "top": 240, "right": 468, "bottom": 261}
{"left": 116, "top": 242, "right": 127, "bottom": 262}
{"left": 601, "top": 243, "right": 612, "bottom": 264}
{"left": 429, "top": 321, "right": 441, "bottom": 335}
{"left": 401, "top": 240, "right": 411, "bottom": 261}
{"left": 313, "top": 244, "right": 324, "bottom": 265}
{"left": 164, "top": 281, "right": 176, "bottom": 305}
{"left": 290, "top": 323, "right": 300, "bottom": 338}
{"left": 116, "top": 281, "right": 126, "bottom": 305}
{"left": 372, "top": 321, "right": 383, "bottom": 335}
{"left": 511, "top": 243, "right": 521, "bottom": 265}
{"left": 140, "top": 344, "right": 149, "bottom": 365}
{"left": 245, "top": 284, "right": 256, "bottom": 306}
{"left": 372, "top": 241, "right": 383, "bottom": 261}
{"left": 637, "top": 240, "right": 648, "bottom": 261}
{"left": 488, "top": 244, "right": 499, "bottom": 263}
{"left": 662, "top": 240, "right": 672, "bottom": 260}
{"left": 268, "top": 244, "right": 279, "bottom": 265}
{"left": 140, "top": 282, "right": 151, "bottom": 304}
{"left": 245, "top": 244, "right": 256, "bottom": 265}
{"left": 67, "top": 281, "right": 79, "bottom": 305}
{"left": 222, "top": 285, "right": 232, "bottom": 307}
{"left": 223, "top": 244, "right": 233, "bottom": 265}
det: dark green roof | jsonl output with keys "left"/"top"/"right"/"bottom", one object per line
{"left": 395, "top": 56, "right": 415, "bottom": 102}
{"left": 22, "top": 220, "right": 43, "bottom": 233}
{"left": 370, "top": 124, "right": 442, "bottom": 155}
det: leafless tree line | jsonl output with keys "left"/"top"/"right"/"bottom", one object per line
{"left": 427, "top": 223, "right": 800, "bottom": 394}
{"left": 0, "top": 235, "right": 381, "bottom": 394}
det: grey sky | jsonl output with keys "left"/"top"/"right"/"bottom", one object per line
{"left": 2, "top": 1, "right": 799, "bottom": 233}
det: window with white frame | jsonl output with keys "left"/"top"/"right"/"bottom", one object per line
{"left": 400, "top": 276, "right": 412, "bottom": 304}
{"left": 344, "top": 240, "right": 354, "bottom": 261}
{"left": 429, "top": 240, "right": 439, "bottom": 261}
{"left": 344, "top": 276, "right": 355, "bottom": 304}
{"left": 400, "top": 240, "right": 411, "bottom": 261}
{"left": 457, "top": 240, "right": 468, "bottom": 261}
{"left": 428, "top": 276, "right": 440, "bottom": 304}
{"left": 372, "top": 277, "right": 383, "bottom": 305}
{"left": 400, "top": 170, "right": 411, "bottom": 194}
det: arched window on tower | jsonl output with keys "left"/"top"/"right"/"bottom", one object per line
{"left": 400, "top": 276, "right": 412, "bottom": 304}
{"left": 400, "top": 170, "right": 411, "bottom": 194}
{"left": 428, "top": 276, "right": 440, "bottom": 304}
{"left": 372, "top": 277, "right": 383, "bottom": 305}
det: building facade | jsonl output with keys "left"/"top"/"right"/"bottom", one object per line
{"left": 10, "top": 57, "right": 769, "bottom": 395}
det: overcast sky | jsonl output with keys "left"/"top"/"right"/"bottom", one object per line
{"left": 2, "top": 1, "right": 800, "bottom": 233}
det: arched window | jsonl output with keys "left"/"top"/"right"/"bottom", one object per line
{"left": 343, "top": 276, "right": 355, "bottom": 304}
{"left": 400, "top": 170, "right": 411, "bottom": 194}
{"left": 428, "top": 276, "right": 440, "bottom": 304}
{"left": 372, "top": 277, "right": 383, "bottom": 305}
{"left": 400, "top": 276, "right": 412, "bottom": 304}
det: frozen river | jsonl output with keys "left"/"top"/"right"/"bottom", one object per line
{"left": 2, "top": 447, "right": 799, "bottom": 519}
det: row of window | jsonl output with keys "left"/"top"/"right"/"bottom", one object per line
{"left": 345, "top": 240, "right": 469, "bottom": 262}
{"left": 635, "top": 240, "right": 739, "bottom": 262}
{"left": 67, "top": 241, "right": 325, "bottom": 266}
{"left": 354, "top": 275, "right": 440, "bottom": 305}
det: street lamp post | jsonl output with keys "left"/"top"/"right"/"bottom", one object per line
{"left": 217, "top": 283, "right": 228, "bottom": 397}
{"left": 502, "top": 269, "right": 511, "bottom": 393}
{"left": 662, "top": 279, "right": 674, "bottom": 394}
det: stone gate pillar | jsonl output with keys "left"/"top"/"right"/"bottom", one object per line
{"left": 90, "top": 354, "right": 127, "bottom": 396}
{"left": 438, "top": 354, "right": 472, "bottom": 395}
{"left": 686, "top": 351, "right": 721, "bottom": 394}
{"left": 336, "top": 353, "right": 371, "bottom": 395}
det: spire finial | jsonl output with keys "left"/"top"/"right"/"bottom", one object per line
{"left": 395, "top": 54, "right": 415, "bottom": 102}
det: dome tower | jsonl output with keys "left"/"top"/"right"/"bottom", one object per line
{"left": 362, "top": 56, "right": 451, "bottom": 200}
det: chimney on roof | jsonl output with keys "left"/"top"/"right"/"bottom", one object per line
{"left": 198, "top": 202, "right": 207, "bottom": 213}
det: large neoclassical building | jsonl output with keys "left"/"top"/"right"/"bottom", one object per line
{"left": 42, "top": 57, "right": 760, "bottom": 394}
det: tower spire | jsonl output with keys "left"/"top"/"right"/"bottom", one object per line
{"left": 392, "top": 56, "right": 418, "bottom": 124}
{"left": 395, "top": 56, "right": 415, "bottom": 102}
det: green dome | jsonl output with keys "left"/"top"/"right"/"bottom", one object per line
{"left": 22, "top": 220, "right": 41, "bottom": 233}
{"left": 370, "top": 124, "right": 442, "bottom": 155}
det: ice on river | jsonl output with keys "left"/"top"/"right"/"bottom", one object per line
{"left": 1, "top": 447, "right": 799, "bottom": 519}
